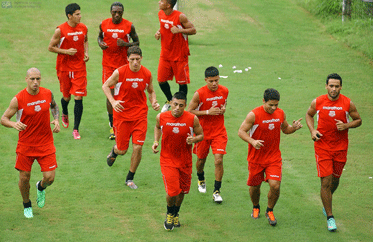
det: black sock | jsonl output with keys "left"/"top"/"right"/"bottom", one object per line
{"left": 327, "top": 215, "right": 334, "bottom": 220}
{"left": 61, "top": 98, "right": 69, "bottom": 115}
{"left": 108, "top": 113, "right": 113, "bottom": 128}
{"left": 37, "top": 180, "right": 46, "bottom": 191}
{"left": 253, "top": 204, "right": 260, "bottom": 209}
{"left": 266, "top": 207, "right": 273, "bottom": 213}
{"left": 111, "top": 147, "right": 118, "bottom": 158}
{"left": 197, "top": 171, "right": 205, "bottom": 181}
{"left": 179, "top": 84, "right": 188, "bottom": 95}
{"left": 126, "top": 171, "right": 135, "bottom": 181}
{"left": 173, "top": 206, "right": 180, "bottom": 216}
{"left": 214, "top": 180, "right": 222, "bottom": 192}
{"left": 159, "top": 82, "right": 173, "bottom": 101}
{"left": 167, "top": 206, "right": 174, "bottom": 214}
{"left": 23, "top": 200, "right": 32, "bottom": 208}
{"left": 74, "top": 99, "right": 83, "bottom": 130}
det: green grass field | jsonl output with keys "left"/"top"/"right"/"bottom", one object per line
{"left": 1, "top": 0, "right": 372, "bottom": 241}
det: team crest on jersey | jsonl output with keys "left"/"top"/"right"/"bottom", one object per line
{"left": 268, "top": 123, "right": 275, "bottom": 130}
{"left": 172, "top": 127, "right": 179, "bottom": 134}
{"left": 329, "top": 111, "right": 336, "bottom": 117}
{"left": 73, "top": 35, "right": 79, "bottom": 41}
{"left": 212, "top": 101, "right": 218, "bottom": 107}
{"left": 34, "top": 105, "right": 41, "bottom": 112}
{"left": 112, "top": 33, "right": 118, "bottom": 39}
{"left": 132, "top": 82, "right": 138, "bottom": 88}
{"left": 164, "top": 24, "right": 170, "bottom": 29}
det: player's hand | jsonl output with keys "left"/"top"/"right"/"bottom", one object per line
{"left": 98, "top": 41, "right": 108, "bottom": 50}
{"left": 83, "top": 53, "right": 89, "bottom": 62}
{"left": 155, "top": 30, "right": 161, "bottom": 40}
{"left": 152, "top": 102, "right": 160, "bottom": 111}
{"left": 186, "top": 135, "right": 194, "bottom": 145}
{"left": 111, "top": 100, "right": 125, "bottom": 112}
{"left": 335, "top": 119, "right": 347, "bottom": 131}
{"left": 251, "top": 140, "right": 264, "bottom": 149}
{"left": 152, "top": 142, "right": 159, "bottom": 154}
{"left": 65, "top": 48, "right": 77, "bottom": 56}
{"left": 220, "top": 104, "right": 226, "bottom": 115}
{"left": 208, "top": 106, "right": 221, "bottom": 115}
{"left": 51, "top": 120, "right": 60, "bottom": 133}
{"left": 311, "top": 130, "right": 322, "bottom": 141}
{"left": 170, "top": 25, "right": 180, "bottom": 34}
{"left": 117, "top": 38, "right": 130, "bottom": 47}
{"left": 13, "top": 121, "right": 27, "bottom": 131}
{"left": 292, "top": 118, "right": 303, "bottom": 131}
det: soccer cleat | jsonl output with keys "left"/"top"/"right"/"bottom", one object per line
{"left": 212, "top": 190, "right": 223, "bottom": 204}
{"left": 198, "top": 180, "right": 206, "bottom": 193}
{"left": 323, "top": 207, "right": 327, "bottom": 216}
{"left": 106, "top": 149, "right": 117, "bottom": 167}
{"left": 126, "top": 180, "right": 138, "bottom": 189}
{"left": 174, "top": 214, "right": 181, "bottom": 227}
{"left": 61, "top": 114, "right": 69, "bottom": 128}
{"left": 24, "top": 207, "right": 33, "bottom": 218}
{"left": 265, "top": 211, "right": 277, "bottom": 226}
{"left": 327, "top": 218, "right": 337, "bottom": 232}
{"left": 72, "top": 129, "right": 81, "bottom": 140}
{"left": 164, "top": 213, "right": 174, "bottom": 231}
{"left": 251, "top": 208, "right": 260, "bottom": 219}
{"left": 36, "top": 181, "right": 46, "bottom": 208}
{"left": 161, "top": 101, "right": 171, "bottom": 113}
{"left": 108, "top": 128, "right": 115, "bottom": 140}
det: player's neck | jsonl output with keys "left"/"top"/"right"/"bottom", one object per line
{"left": 67, "top": 20, "right": 78, "bottom": 28}
{"left": 26, "top": 87, "right": 40, "bottom": 95}
{"left": 163, "top": 8, "right": 174, "bottom": 16}
{"left": 327, "top": 94, "right": 340, "bottom": 101}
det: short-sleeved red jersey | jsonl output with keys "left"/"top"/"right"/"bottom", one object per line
{"left": 159, "top": 111, "right": 195, "bottom": 168}
{"left": 195, "top": 85, "right": 228, "bottom": 139}
{"left": 113, "top": 64, "right": 151, "bottom": 121}
{"left": 247, "top": 106, "right": 285, "bottom": 164}
{"left": 158, "top": 10, "right": 190, "bottom": 61}
{"left": 315, "top": 94, "right": 351, "bottom": 151}
{"left": 101, "top": 18, "right": 132, "bottom": 68}
{"left": 15, "top": 87, "right": 55, "bottom": 156}
{"left": 56, "top": 22, "right": 87, "bottom": 71}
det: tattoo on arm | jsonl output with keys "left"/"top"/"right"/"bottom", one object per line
{"left": 50, "top": 93, "right": 60, "bottom": 120}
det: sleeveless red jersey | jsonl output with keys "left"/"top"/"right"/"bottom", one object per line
{"left": 15, "top": 87, "right": 55, "bottom": 156}
{"left": 247, "top": 106, "right": 284, "bottom": 164}
{"left": 113, "top": 64, "right": 151, "bottom": 121}
{"left": 101, "top": 18, "right": 132, "bottom": 68}
{"left": 195, "top": 85, "right": 228, "bottom": 139}
{"left": 315, "top": 94, "right": 351, "bottom": 151}
{"left": 56, "top": 22, "right": 87, "bottom": 71}
{"left": 159, "top": 111, "right": 195, "bottom": 168}
{"left": 158, "top": 10, "right": 190, "bottom": 61}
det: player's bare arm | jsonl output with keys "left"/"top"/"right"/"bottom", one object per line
{"left": 83, "top": 33, "right": 89, "bottom": 62}
{"left": 48, "top": 28, "right": 77, "bottom": 56}
{"left": 102, "top": 70, "right": 124, "bottom": 112}
{"left": 171, "top": 14, "right": 196, "bottom": 35}
{"left": 147, "top": 76, "right": 160, "bottom": 111}
{"left": 238, "top": 112, "right": 264, "bottom": 149}
{"left": 1, "top": 97, "right": 27, "bottom": 131}
{"left": 186, "top": 116, "right": 203, "bottom": 145}
{"left": 152, "top": 114, "right": 162, "bottom": 153}
{"left": 50, "top": 92, "right": 60, "bottom": 133}
{"left": 97, "top": 24, "right": 108, "bottom": 50}
{"left": 118, "top": 24, "right": 140, "bottom": 47}
{"left": 306, "top": 99, "right": 323, "bottom": 141}
{"left": 335, "top": 101, "right": 362, "bottom": 131}
{"left": 281, "top": 114, "right": 303, "bottom": 134}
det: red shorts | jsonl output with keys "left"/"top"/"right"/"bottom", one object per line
{"left": 315, "top": 148, "right": 347, "bottom": 178}
{"left": 193, "top": 135, "right": 227, "bottom": 159}
{"left": 161, "top": 166, "right": 192, "bottom": 197}
{"left": 113, "top": 118, "right": 147, "bottom": 151}
{"left": 157, "top": 58, "right": 190, "bottom": 84}
{"left": 247, "top": 161, "right": 282, "bottom": 186}
{"left": 15, "top": 152, "right": 57, "bottom": 172}
{"left": 102, "top": 66, "right": 116, "bottom": 89}
{"left": 57, "top": 70, "right": 87, "bottom": 97}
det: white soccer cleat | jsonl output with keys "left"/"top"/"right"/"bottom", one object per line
{"left": 161, "top": 102, "right": 171, "bottom": 113}
{"left": 198, "top": 180, "right": 206, "bottom": 193}
{"left": 212, "top": 191, "right": 223, "bottom": 204}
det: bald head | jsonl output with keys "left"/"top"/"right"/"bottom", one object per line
{"left": 26, "top": 67, "right": 41, "bottom": 77}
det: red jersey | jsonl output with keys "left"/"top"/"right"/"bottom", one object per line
{"left": 247, "top": 106, "right": 285, "bottom": 164}
{"left": 101, "top": 18, "right": 132, "bottom": 68}
{"left": 315, "top": 94, "right": 351, "bottom": 151}
{"left": 56, "top": 22, "right": 87, "bottom": 71}
{"left": 15, "top": 87, "right": 56, "bottom": 156}
{"left": 195, "top": 85, "right": 228, "bottom": 139}
{"left": 113, "top": 64, "right": 151, "bottom": 121}
{"left": 158, "top": 10, "right": 190, "bottom": 61}
{"left": 159, "top": 111, "right": 195, "bottom": 168}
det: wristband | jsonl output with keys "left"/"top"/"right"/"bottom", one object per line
{"left": 153, "top": 141, "right": 159, "bottom": 145}
{"left": 206, "top": 110, "right": 209, "bottom": 115}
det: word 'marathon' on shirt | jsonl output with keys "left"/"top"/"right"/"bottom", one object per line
{"left": 322, "top": 106, "right": 343, "bottom": 110}
{"left": 107, "top": 29, "right": 125, "bottom": 33}
{"left": 166, "top": 122, "right": 187, "bottom": 127}
{"left": 262, "top": 118, "right": 280, "bottom": 124}
{"left": 27, "top": 100, "right": 46, "bottom": 106}
{"left": 206, "top": 96, "right": 223, "bottom": 102}
{"left": 67, "top": 31, "right": 83, "bottom": 36}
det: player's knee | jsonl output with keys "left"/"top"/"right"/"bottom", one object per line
{"left": 214, "top": 157, "right": 223, "bottom": 167}
{"left": 19, "top": 172, "right": 31, "bottom": 183}
{"left": 116, "top": 149, "right": 127, "bottom": 155}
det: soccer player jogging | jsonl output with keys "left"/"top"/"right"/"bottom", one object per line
{"left": 1, "top": 68, "right": 60, "bottom": 218}
{"left": 187, "top": 66, "right": 228, "bottom": 203}
{"left": 155, "top": 0, "right": 196, "bottom": 112}
{"left": 305, "top": 73, "right": 362, "bottom": 232}
{"left": 48, "top": 3, "right": 89, "bottom": 140}
{"left": 238, "top": 88, "right": 302, "bottom": 226}
{"left": 98, "top": 1, "right": 140, "bottom": 140}
{"left": 152, "top": 92, "right": 204, "bottom": 231}
{"left": 103, "top": 46, "right": 160, "bottom": 189}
